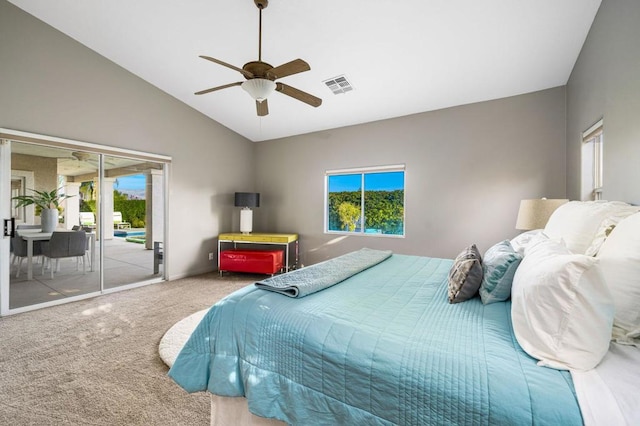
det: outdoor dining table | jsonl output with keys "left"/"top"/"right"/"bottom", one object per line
{"left": 18, "top": 229, "right": 96, "bottom": 280}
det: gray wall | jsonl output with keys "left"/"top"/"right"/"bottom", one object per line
{"left": 0, "top": 1, "right": 255, "bottom": 278}
{"left": 566, "top": 0, "right": 640, "bottom": 204}
{"left": 11, "top": 0, "right": 622, "bottom": 272}
{"left": 254, "top": 87, "right": 567, "bottom": 264}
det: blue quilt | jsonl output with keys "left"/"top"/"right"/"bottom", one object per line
{"left": 169, "top": 254, "right": 583, "bottom": 425}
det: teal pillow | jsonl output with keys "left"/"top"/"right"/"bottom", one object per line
{"left": 479, "top": 240, "right": 522, "bottom": 304}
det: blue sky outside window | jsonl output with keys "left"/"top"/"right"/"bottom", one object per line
{"left": 115, "top": 174, "right": 146, "bottom": 199}
{"left": 328, "top": 174, "right": 361, "bottom": 192}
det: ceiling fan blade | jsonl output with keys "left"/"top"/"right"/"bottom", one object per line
{"left": 276, "top": 83, "right": 322, "bottom": 107}
{"left": 199, "top": 55, "right": 254, "bottom": 78}
{"left": 195, "top": 81, "right": 243, "bottom": 95}
{"left": 256, "top": 99, "right": 269, "bottom": 116}
{"left": 266, "top": 59, "right": 311, "bottom": 80}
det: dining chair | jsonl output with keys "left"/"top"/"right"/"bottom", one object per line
{"left": 76, "top": 226, "right": 93, "bottom": 268}
{"left": 14, "top": 223, "right": 43, "bottom": 265}
{"left": 41, "top": 231, "right": 88, "bottom": 279}
{"left": 154, "top": 241, "right": 163, "bottom": 274}
{"left": 11, "top": 235, "right": 43, "bottom": 278}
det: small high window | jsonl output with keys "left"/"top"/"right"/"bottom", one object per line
{"left": 581, "top": 119, "right": 603, "bottom": 200}
{"left": 325, "top": 165, "right": 405, "bottom": 236}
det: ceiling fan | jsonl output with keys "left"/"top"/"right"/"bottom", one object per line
{"left": 61, "top": 151, "right": 115, "bottom": 168}
{"left": 71, "top": 151, "right": 94, "bottom": 162}
{"left": 195, "top": 0, "right": 322, "bottom": 116}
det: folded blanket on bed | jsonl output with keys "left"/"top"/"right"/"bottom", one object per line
{"left": 255, "top": 247, "right": 393, "bottom": 297}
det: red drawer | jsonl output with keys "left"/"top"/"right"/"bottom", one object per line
{"left": 219, "top": 249, "right": 284, "bottom": 275}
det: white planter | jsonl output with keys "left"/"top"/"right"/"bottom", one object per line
{"left": 40, "top": 208, "right": 58, "bottom": 233}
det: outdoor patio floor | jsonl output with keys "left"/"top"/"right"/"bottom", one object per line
{"left": 9, "top": 233, "right": 161, "bottom": 310}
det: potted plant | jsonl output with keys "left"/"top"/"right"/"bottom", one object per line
{"left": 12, "top": 188, "right": 74, "bottom": 233}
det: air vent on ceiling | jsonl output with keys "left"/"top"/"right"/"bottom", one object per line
{"left": 323, "top": 75, "right": 354, "bottom": 95}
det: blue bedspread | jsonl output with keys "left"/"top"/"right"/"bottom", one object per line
{"left": 169, "top": 254, "right": 582, "bottom": 425}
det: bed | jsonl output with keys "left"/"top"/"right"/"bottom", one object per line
{"left": 169, "top": 201, "right": 640, "bottom": 425}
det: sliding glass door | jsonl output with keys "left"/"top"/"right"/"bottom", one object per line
{"left": 103, "top": 154, "right": 165, "bottom": 290}
{"left": 0, "top": 129, "right": 170, "bottom": 316}
{"left": 5, "top": 142, "right": 101, "bottom": 309}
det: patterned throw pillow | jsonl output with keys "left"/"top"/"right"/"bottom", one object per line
{"left": 448, "top": 244, "right": 483, "bottom": 303}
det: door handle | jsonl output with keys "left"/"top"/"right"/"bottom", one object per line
{"left": 3, "top": 218, "right": 15, "bottom": 237}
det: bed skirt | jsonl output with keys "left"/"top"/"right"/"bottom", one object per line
{"left": 211, "top": 396, "right": 285, "bottom": 426}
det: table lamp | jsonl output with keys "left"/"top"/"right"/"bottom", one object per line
{"left": 515, "top": 198, "right": 569, "bottom": 230}
{"left": 235, "top": 192, "right": 260, "bottom": 234}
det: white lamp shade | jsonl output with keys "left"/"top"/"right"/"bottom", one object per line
{"left": 515, "top": 198, "right": 569, "bottom": 230}
{"left": 241, "top": 79, "right": 276, "bottom": 102}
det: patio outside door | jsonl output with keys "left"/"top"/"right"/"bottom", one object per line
{"left": 0, "top": 129, "right": 170, "bottom": 316}
{"left": 102, "top": 154, "right": 165, "bottom": 291}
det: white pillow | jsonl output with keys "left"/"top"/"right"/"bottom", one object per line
{"left": 596, "top": 212, "right": 640, "bottom": 345}
{"left": 511, "top": 234, "right": 614, "bottom": 371}
{"left": 510, "top": 229, "right": 544, "bottom": 256}
{"left": 544, "top": 201, "right": 634, "bottom": 255}
{"left": 584, "top": 204, "right": 640, "bottom": 256}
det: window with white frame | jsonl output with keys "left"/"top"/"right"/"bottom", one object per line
{"left": 581, "top": 119, "right": 603, "bottom": 200}
{"left": 325, "top": 165, "right": 405, "bottom": 236}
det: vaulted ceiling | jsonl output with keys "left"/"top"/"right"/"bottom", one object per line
{"left": 9, "top": 0, "right": 601, "bottom": 142}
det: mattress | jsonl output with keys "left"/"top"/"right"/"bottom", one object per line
{"left": 169, "top": 254, "right": 583, "bottom": 425}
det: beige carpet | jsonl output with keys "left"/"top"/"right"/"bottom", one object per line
{"left": 0, "top": 272, "right": 256, "bottom": 425}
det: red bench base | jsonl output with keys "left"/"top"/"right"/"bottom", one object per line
{"left": 219, "top": 249, "right": 284, "bottom": 275}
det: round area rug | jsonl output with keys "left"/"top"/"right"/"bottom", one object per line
{"left": 159, "top": 308, "right": 208, "bottom": 367}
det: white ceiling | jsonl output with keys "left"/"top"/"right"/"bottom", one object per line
{"left": 9, "top": 0, "right": 601, "bottom": 142}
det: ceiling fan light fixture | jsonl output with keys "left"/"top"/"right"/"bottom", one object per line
{"left": 195, "top": 0, "right": 321, "bottom": 115}
{"left": 242, "top": 78, "right": 276, "bottom": 102}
